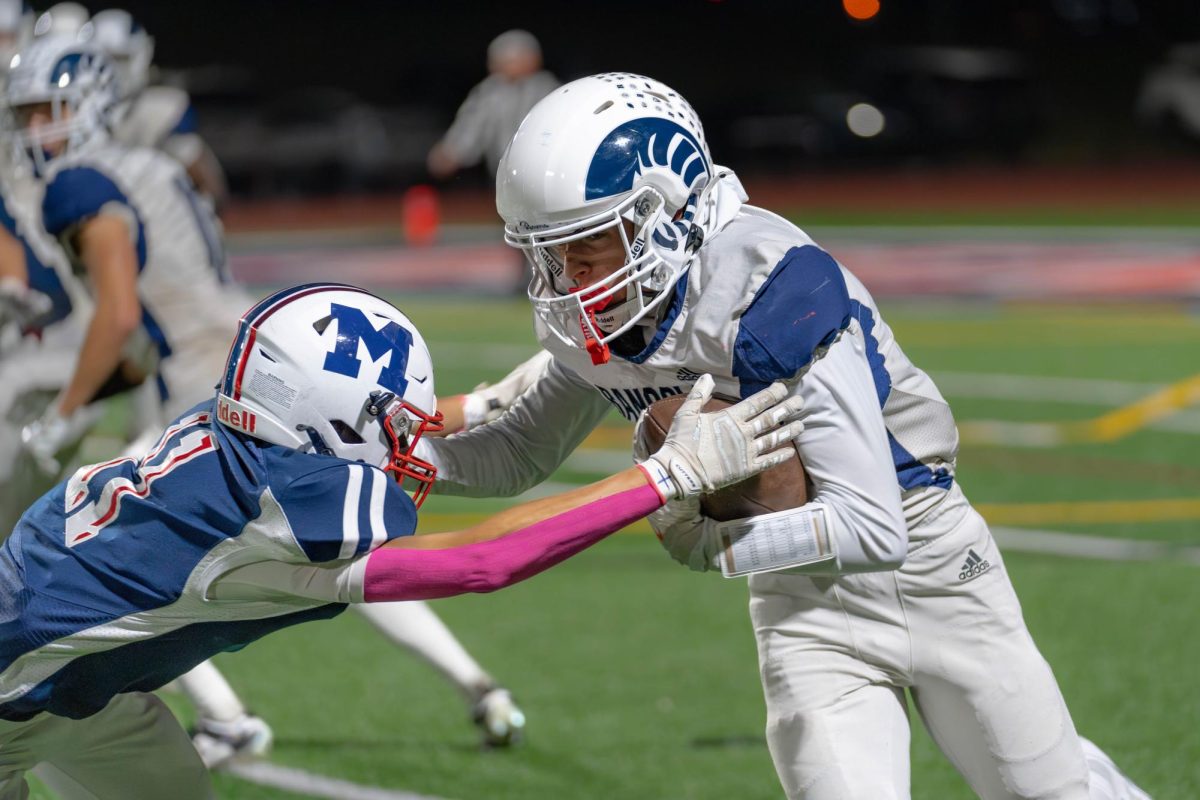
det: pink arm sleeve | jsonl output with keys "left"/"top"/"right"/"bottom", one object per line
{"left": 362, "top": 480, "right": 663, "bottom": 602}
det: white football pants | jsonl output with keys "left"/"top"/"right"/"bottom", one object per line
{"left": 0, "top": 693, "right": 211, "bottom": 800}
{"left": 749, "top": 484, "right": 1145, "bottom": 800}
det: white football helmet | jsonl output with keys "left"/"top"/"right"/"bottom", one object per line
{"left": 216, "top": 284, "right": 445, "bottom": 506}
{"left": 85, "top": 9, "right": 154, "bottom": 99}
{"left": 0, "top": 0, "right": 34, "bottom": 75}
{"left": 4, "top": 35, "right": 116, "bottom": 173}
{"left": 496, "top": 73, "right": 715, "bottom": 364}
{"left": 31, "top": 2, "right": 88, "bottom": 40}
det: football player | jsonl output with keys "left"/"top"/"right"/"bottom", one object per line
{"left": 0, "top": 282, "right": 803, "bottom": 799}
{"left": 415, "top": 74, "right": 1151, "bottom": 800}
{"left": 87, "top": 8, "right": 228, "bottom": 209}
{"left": 0, "top": 6, "right": 94, "bottom": 535}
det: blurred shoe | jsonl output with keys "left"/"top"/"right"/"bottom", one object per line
{"left": 192, "top": 712, "right": 274, "bottom": 769}
{"left": 472, "top": 687, "right": 525, "bottom": 747}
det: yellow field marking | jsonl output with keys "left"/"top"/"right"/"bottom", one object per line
{"left": 976, "top": 498, "right": 1200, "bottom": 526}
{"left": 961, "top": 371, "right": 1200, "bottom": 446}
{"left": 582, "top": 424, "right": 634, "bottom": 449}
{"left": 1071, "top": 372, "right": 1200, "bottom": 442}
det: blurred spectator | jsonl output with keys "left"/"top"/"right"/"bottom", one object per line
{"left": 427, "top": 29, "right": 558, "bottom": 182}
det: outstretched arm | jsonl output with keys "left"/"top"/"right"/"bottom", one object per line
{"left": 212, "top": 377, "right": 805, "bottom": 604}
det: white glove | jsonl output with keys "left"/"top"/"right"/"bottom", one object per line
{"left": 633, "top": 414, "right": 712, "bottom": 570}
{"left": 639, "top": 374, "right": 804, "bottom": 501}
{"left": 647, "top": 496, "right": 721, "bottom": 572}
{"left": 461, "top": 350, "right": 554, "bottom": 430}
{"left": 20, "top": 407, "right": 93, "bottom": 475}
{"left": 0, "top": 278, "right": 53, "bottom": 332}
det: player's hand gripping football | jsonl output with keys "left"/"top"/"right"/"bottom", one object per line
{"left": 640, "top": 374, "right": 804, "bottom": 501}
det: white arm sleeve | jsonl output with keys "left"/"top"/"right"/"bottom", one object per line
{"left": 417, "top": 356, "right": 613, "bottom": 498}
{"left": 791, "top": 326, "right": 908, "bottom": 571}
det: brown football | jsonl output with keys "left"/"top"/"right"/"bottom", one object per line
{"left": 637, "top": 392, "right": 809, "bottom": 521}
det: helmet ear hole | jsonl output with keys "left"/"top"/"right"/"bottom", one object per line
{"left": 330, "top": 419, "right": 364, "bottom": 445}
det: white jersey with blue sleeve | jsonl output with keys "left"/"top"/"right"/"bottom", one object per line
{"left": 423, "top": 205, "right": 960, "bottom": 570}
{"left": 0, "top": 400, "right": 416, "bottom": 721}
{"left": 39, "top": 142, "right": 248, "bottom": 415}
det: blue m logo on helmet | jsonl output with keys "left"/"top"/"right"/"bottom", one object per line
{"left": 584, "top": 118, "right": 710, "bottom": 202}
{"left": 322, "top": 303, "right": 413, "bottom": 395}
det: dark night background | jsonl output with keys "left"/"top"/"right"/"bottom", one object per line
{"left": 89, "top": 1, "right": 1200, "bottom": 194}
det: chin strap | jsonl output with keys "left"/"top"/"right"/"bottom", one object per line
{"left": 572, "top": 286, "right": 613, "bottom": 365}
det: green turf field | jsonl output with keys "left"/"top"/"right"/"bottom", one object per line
{"left": 42, "top": 295, "right": 1200, "bottom": 799}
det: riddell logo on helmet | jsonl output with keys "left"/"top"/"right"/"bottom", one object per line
{"left": 217, "top": 397, "right": 257, "bottom": 434}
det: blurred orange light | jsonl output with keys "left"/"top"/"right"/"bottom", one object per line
{"left": 844, "top": 0, "right": 880, "bottom": 21}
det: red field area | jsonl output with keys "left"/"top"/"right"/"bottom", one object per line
{"left": 223, "top": 163, "right": 1200, "bottom": 300}
{"left": 222, "top": 162, "right": 1200, "bottom": 233}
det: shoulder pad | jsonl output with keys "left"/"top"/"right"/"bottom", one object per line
{"left": 732, "top": 245, "right": 851, "bottom": 393}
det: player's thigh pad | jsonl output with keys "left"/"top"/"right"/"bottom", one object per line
{"left": 750, "top": 581, "right": 911, "bottom": 800}
{"left": 32, "top": 693, "right": 212, "bottom": 800}
{"left": 902, "top": 503, "right": 1090, "bottom": 800}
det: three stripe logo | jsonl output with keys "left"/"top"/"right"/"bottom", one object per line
{"left": 958, "top": 548, "right": 991, "bottom": 582}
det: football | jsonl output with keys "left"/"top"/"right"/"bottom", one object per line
{"left": 637, "top": 392, "right": 809, "bottom": 521}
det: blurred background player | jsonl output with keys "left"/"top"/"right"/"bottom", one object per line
{"left": 4, "top": 26, "right": 535, "bottom": 763}
{"left": 426, "top": 29, "right": 559, "bottom": 183}
{"left": 0, "top": 281, "right": 805, "bottom": 800}
{"left": 0, "top": 0, "right": 93, "bottom": 535}
{"left": 426, "top": 29, "right": 557, "bottom": 291}
{"left": 87, "top": 8, "right": 229, "bottom": 210}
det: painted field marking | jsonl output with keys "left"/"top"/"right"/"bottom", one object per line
{"left": 960, "top": 371, "right": 1200, "bottom": 446}
{"left": 991, "top": 526, "right": 1200, "bottom": 565}
{"left": 976, "top": 498, "right": 1200, "bottom": 525}
{"left": 1076, "top": 372, "right": 1200, "bottom": 442}
{"left": 224, "top": 760, "right": 453, "bottom": 800}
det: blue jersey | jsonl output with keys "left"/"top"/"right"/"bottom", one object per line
{"left": 0, "top": 401, "right": 417, "bottom": 721}
{"left": 0, "top": 188, "right": 72, "bottom": 327}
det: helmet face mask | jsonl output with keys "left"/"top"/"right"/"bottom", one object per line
{"left": 509, "top": 185, "right": 682, "bottom": 357}
{"left": 496, "top": 73, "right": 714, "bottom": 362}
{"left": 217, "top": 284, "right": 445, "bottom": 508}
{"left": 4, "top": 38, "right": 116, "bottom": 173}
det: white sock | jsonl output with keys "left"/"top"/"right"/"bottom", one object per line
{"left": 353, "top": 601, "right": 492, "bottom": 700}
{"left": 177, "top": 660, "right": 248, "bottom": 723}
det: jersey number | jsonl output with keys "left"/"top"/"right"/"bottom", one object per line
{"left": 63, "top": 412, "right": 216, "bottom": 547}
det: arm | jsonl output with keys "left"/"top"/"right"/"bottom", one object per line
{"left": 213, "top": 377, "right": 804, "bottom": 604}
{"left": 652, "top": 248, "right": 908, "bottom": 575}
{"left": 428, "top": 81, "right": 490, "bottom": 177}
{"left": 55, "top": 214, "right": 143, "bottom": 417}
{"left": 431, "top": 349, "right": 553, "bottom": 436}
{"left": 418, "top": 354, "right": 613, "bottom": 497}
{"left": 166, "top": 135, "right": 229, "bottom": 213}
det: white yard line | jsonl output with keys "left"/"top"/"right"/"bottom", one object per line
{"left": 992, "top": 526, "right": 1200, "bottom": 565}
{"left": 224, "top": 760, "right": 454, "bottom": 800}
